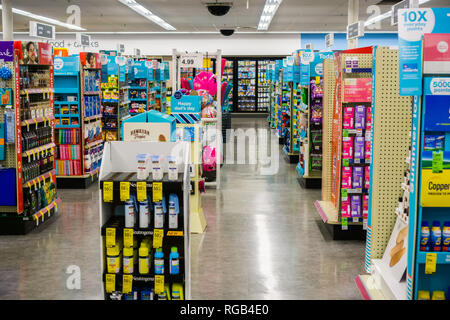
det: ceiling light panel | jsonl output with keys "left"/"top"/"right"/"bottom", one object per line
{"left": 258, "top": 0, "right": 283, "bottom": 31}
{"left": 0, "top": 5, "right": 86, "bottom": 31}
{"left": 117, "top": 0, "right": 176, "bottom": 31}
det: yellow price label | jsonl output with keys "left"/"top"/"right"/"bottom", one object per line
{"left": 103, "top": 181, "right": 113, "bottom": 202}
{"left": 153, "top": 182, "right": 163, "bottom": 202}
{"left": 123, "top": 228, "right": 133, "bottom": 248}
{"left": 106, "top": 227, "right": 116, "bottom": 247}
{"left": 137, "top": 181, "right": 147, "bottom": 202}
{"left": 316, "top": 76, "right": 320, "bottom": 85}
{"left": 425, "top": 253, "right": 437, "bottom": 274}
{"left": 122, "top": 274, "right": 133, "bottom": 294}
{"left": 105, "top": 274, "right": 116, "bottom": 293}
{"left": 120, "top": 182, "right": 130, "bottom": 202}
{"left": 167, "top": 231, "right": 183, "bottom": 237}
{"left": 153, "top": 229, "right": 164, "bottom": 248}
{"left": 154, "top": 275, "right": 164, "bottom": 295}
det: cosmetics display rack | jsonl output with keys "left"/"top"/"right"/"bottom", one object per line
{"left": 353, "top": 46, "right": 412, "bottom": 300}
{"left": 99, "top": 141, "right": 190, "bottom": 300}
{"left": 0, "top": 41, "right": 60, "bottom": 235}
{"left": 54, "top": 54, "right": 103, "bottom": 188}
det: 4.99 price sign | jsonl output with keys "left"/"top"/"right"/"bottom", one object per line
{"left": 180, "top": 53, "right": 203, "bottom": 68}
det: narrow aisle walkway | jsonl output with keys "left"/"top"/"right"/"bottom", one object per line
{"left": 190, "top": 117, "right": 365, "bottom": 299}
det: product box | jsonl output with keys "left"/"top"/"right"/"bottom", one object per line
{"left": 365, "top": 139, "right": 372, "bottom": 162}
{"left": 0, "top": 88, "right": 12, "bottom": 106}
{"left": 341, "top": 198, "right": 351, "bottom": 218}
{"left": 342, "top": 137, "right": 354, "bottom": 159}
{"left": 343, "top": 106, "right": 355, "bottom": 129}
{"left": 365, "top": 166, "right": 370, "bottom": 189}
{"left": 38, "top": 42, "right": 52, "bottom": 65}
{"left": 355, "top": 105, "right": 366, "bottom": 129}
{"left": 80, "top": 52, "right": 101, "bottom": 69}
{"left": 354, "top": 136, "right": 365, "bottom": 160}
{"left": 351, "top": 195, "right": 361, "bottom": 218}
{"left": 366, "top": 106, "right": 372, "bottom": 130}
{"left": 423, "top": 33, "right": 450, "bottom": 75}
{"left": 363, "top": 195, "right": 369, "bottom": 219}
{"left": 352, "top": 167, "right": 363, "bottom": 189}
{"left": 342, "top": 166, "right": 352, "bottom": 189}
{"left": 343, "top": 78, "right": 372, "bottom": 103}
{"left": 0, "top": 41, "right": 14, "bottom": 62}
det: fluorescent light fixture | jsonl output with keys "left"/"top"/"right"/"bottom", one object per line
{"left": 118, "top": 0, "right": 176, "bottom": 31}
{"left": 363, "top": 0, "right": 432, "bottom": 27}
{"left": 258, "top": 0, "right": 283, "bottom": 31}
{"left": 0, "top": 5, "right": 85, "bottom": 31}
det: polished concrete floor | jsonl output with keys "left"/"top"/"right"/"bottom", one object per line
{"left": 0, "top": 117, "right": 365, "bottom": 300}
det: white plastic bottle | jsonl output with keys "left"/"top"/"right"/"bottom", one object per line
{"left": 139, "top": 201, "right": 149, "bottom": 229}
{"left": 124, "top": 200, "right": 135, "bottom": 228}
{"left": 154, "top": 203, "right": 164, "bottom": 229}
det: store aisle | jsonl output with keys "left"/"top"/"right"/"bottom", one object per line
{"left": 190, "top": 117, "right": 365, "bottom": 300}
{"left": 0, "top": 117, "right": 365, "bottom": 300}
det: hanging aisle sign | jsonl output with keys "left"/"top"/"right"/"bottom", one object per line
{"left": 180, "top": 53, "right": 203, "bottom": 68}
{"left": 76, "top": 33, "right": 91, "bottom": 46}
{"left": 398, "top": 8, "right": 450, "bottom": 96}
{"left": 29, "top": 21, "right": 55, "bottom": 40}
{"left": 347, "top": 21, "right": 364, "bottom": 40}
{"left": 326, "top": 33, "right": 334, "bottom": 48}
{"left": 391, "top": 0, "right": 418, "bottom": 26}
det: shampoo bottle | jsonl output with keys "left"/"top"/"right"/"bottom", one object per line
{"left": 169, "top": 247, "right": 180, "bottom": 275}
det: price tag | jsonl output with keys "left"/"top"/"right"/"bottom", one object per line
{"left": 363, "top": 219, "right": 368, "bottom": 230}
{"left": 106, "top": 228, "right": 116, "bottom": 247}
{"left": 343, "top": 159, "right": 349, "bottom": 167}
{"left": 123, "top": 228, "right": 133, "bottom": 248}
{"left": 341, "top": 188, "right": 348, "bottom": 201}
{"left": 122, "top": 274, "right": 133, "bottom": 294}
{"left": 425, "top": 253, "right": 437, "bottom": 274}
{"left": 353, "top": 217, "right": 359, "bottom": 223}
{"left": 103, "top": 181, "right": 113, "bottom": 202}
{"left": 203, "top": 58, "right": 211, "bottom": 68}
{"left": 105, "top": 274, "right": 116, "bottom": 293}
{"left": 167, "top": 230, "right": 184, "bottom": 237}
{"left": 154, "top": 275, "right": 164, "bottom": 295}
{"left": 153, "top": 182, "right": 163, "bottom": 202}
{"left": 341, "top": 217, "right": 348, "bottom": 230}
{"left": 432, "top": 151, "right": 443, "bottom": 173}
{"left": 343, "top": 129, "right": 349, "bottom": 137}
{"left": 316, "top": 76, "right": 320, "bottom": 85}
{"left": 153, "top": 229, "right": 164, "bottom": 248}
{"left": 136, "top": 181, "right": 147, "bottom": 202}
{"left": 120, "top": 182, "right": 130, "bottom": 202}
{"left": 180, "top": 53, "right": 203, "bottom": 68}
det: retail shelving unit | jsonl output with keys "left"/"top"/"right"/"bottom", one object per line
{"left": 99, "top": 141, "right": 191, "bottom": 300}
{"left": 155, "top": 62, "right": 169, "bottom": 114}
{"left": 127, "top": 59, "right": 149, "bottom": 116}
{"left": 0, "top": 41, "right": 60, "bottom": 235}
{"left": 354, "top": 47, "right": 412, "bottom": 300}
{"left": 101, "top": 55, "right": 130, "bottom": 142}
{"left": 54, "top": 54, "right": 104, "bottom": 188}
{"left": 222, "top": 59, "right": 234, "bottom": 112}
{"left": 172, "top": 49, "right": 222, "bottom": 190}
{"left": 315, "top": 47, "right": 373, "bottom": 240}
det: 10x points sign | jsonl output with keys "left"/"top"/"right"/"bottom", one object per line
{"left": 180, "top": 53, "right": 203, "bottom": 68}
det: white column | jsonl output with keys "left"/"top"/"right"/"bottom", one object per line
{"left": 347, "top": 0, "right": 358, "bottom": 49}
{"left": 2, "top": 0, "right": 13, "bottom": 41}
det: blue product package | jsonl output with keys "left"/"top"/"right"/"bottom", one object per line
{"left": 5, "top": 110, "right": 14, "bottom": 143}
{"left": 0, "top": 168, "right": 16, "bottom": 206}
{"left": 436, "top": 135, "right": 445, "bottom": 151}
{"left": 0, "top": 123, "right": 4, "bottom": 160}
{"left": 141, "top": 288, "right": 154, "bottom": 300}
{"left": 424, "top": 135, "right": 436, "bottom": 151}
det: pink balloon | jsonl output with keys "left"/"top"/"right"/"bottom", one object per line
{"left": 193, "top": 71, "right": 217, "bottom": 96}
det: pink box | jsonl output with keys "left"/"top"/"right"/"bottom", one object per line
{"left": 342, "top": 137, "right": 354, "bottom": 159}
{"left": 342, "top": 166, "right": 352, "bottom": 189}
{"left": 343, "top": 78, "right": 372, "bottom": 103}
{"left": 365, "top": 166, "right": 370, "bottom": 189}
{"left": 424, "top": 34, "right": 450, "bottom": 74}
{"left": 343, "top": 106, "right": 355, "bottom": 129}
{"left": 363, "top": 195, "right": 369, "bottom": 219}
{"left": 365, "top": 139, "right": 372, "bottom": 162}
{"left": 366, "top": 107, "right": 372, "bottom": 130}
{"left": 341, "top": 198, "right": 351, "bottom": 218}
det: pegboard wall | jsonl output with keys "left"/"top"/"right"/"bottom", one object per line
{"left": 365, "top": 47, "right": 412, "bottom": 271}
{"left": 321, "top": 58, "right": 336, "bottom": 202}
{"left": 0, "top": 61, "right": 17, "bottom": 169}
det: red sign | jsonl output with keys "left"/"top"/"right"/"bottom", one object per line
{"left": 38, "top": 42, "right": 53, "bottom": 65}
{"left": 80, "top": 52, "right": 101, "bottom": 69}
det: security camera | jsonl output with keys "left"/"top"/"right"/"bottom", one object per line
{"left": 220, "top": 29, "right": 235, "bottom": 36}
{"left": 206, "top": 2, "right": 233, "bottom": 16}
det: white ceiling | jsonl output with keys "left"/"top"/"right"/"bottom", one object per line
{"left": 3, "top": 0, "right": 450, "bottom": 33}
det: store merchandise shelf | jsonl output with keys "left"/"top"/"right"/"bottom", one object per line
{"left": 85, "top": 139, "right": 103, "bottom": 149}
{"left": 201, "top": 118, "right": 217, "bottom": 123}
{"left": 128, "top": 86, "right": 147, "bottom": 90}
{"left": 102, "top": 127, "right": 118, "bottom": 131}
{"left": 22, "top": 169, "right": 56, "bottom": 188}
{"left": 21, "top": 116, "right": 54, "bottom": 127}
{"left": 20, "top": 87, "right": 53, "bottom": 95}
{"left": 344, "top": 68, "right": 373, "bottom": 73}
{"left": 417, "top": 251, "right": 450, "bottom": 264}
{"left": 84, "top": 114, "right": 102, "bottom": 122}
{"left": 370, "top": 259, "right": 407, "bottom": 300}
{"left": 55, "top": 114, "right": 79, "bottom": 118}
{"left": 100, "top": 172, "right": 183, "bottom": 191}
{"left": 84, "top": 91, "right": 101, "bottom": 95}
{"left": 121, "top": 100, "right": 131, "bottom": 106}
{"left": 54, "top": 72, "right": 78, "bottom": 76}
{"left": 314, "top": 200, "right": 339, "bottom": 224}
{"left": 32, "top": 198, "right": 61, "bottom": 224}
{"left": 54, "top": 88, "right": 78, "bottom": 94}
{"left": 55, "top": 124, "right": 80, "bottom": 129}
{"left": 129, "top": 98, "right": 147, "bottom": 102}
{"left": 22, "top": 142, "right": 55, "bottom": 158}
{"left": 55, "top": 101, "right": 79, "bottom": 105}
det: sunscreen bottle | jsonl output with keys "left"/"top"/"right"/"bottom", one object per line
{"left": 139, "top": 245, "right": 149, "bottom": 275}
{"left": 431, "top": 220, "right": 442, "bottom": 252}
{"left": 442, "top": 221, "right": 450, "bottom": 252}
{"left": 420, "top": 221, "right": 430, "bottom": 251}
{"left": 106, "top": 244, "right": 121, "bottom": 274}
{"left": 123, "top": 247, "right": 134, "bottom": 274}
